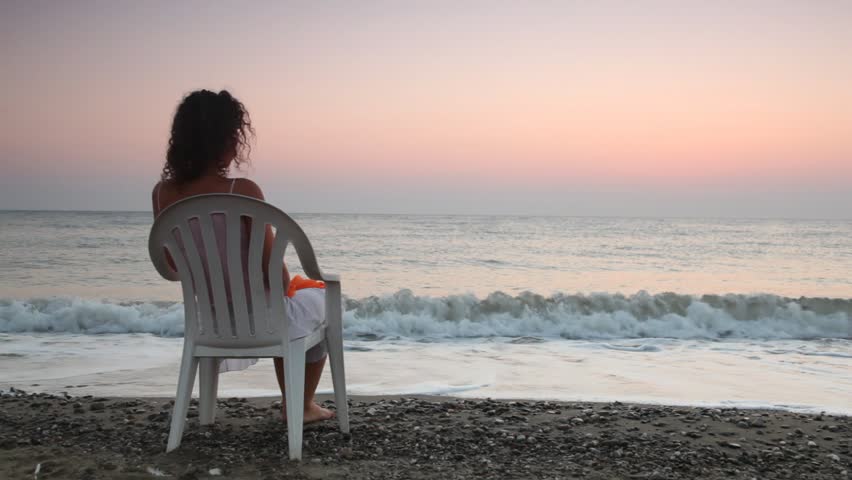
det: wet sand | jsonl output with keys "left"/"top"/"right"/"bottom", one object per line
{"left": 1, "top": 389, "right": 849, "bottom": 479}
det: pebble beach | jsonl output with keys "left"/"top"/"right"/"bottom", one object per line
{"left": 1, "top": 389, "right": 849, "bottom": 479}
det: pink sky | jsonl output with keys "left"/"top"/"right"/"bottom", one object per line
{"left": 1, "top": 1, "right": 850, "bottom": 216}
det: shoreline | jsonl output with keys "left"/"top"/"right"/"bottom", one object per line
{"left": 1, "top": 390, "right": 849, "bottom": 479}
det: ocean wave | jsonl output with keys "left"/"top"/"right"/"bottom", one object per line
{"left": 1, "top": 291, "right": 850, "bottom": 340}
{"left": 0, "top": 298, "right": 185, "bottom": 336}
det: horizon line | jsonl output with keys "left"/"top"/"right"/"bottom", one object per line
{"left": 1, "top": 208, "right": 849, "bottom": 222}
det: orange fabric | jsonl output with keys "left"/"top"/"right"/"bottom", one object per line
{"left": 286, "top": 274, "right": 325, "bottom": 298}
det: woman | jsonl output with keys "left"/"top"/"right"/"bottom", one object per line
{"left": 152, "top": 89, "right": 334, "bottom": 424}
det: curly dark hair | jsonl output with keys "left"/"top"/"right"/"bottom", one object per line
{"left": 162, "top": 89, "right": 254, "bottom": 184}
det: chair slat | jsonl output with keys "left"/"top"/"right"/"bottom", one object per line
{"left": 176, "top": 221, "right": 217, "bottom": 337}
{"left": 198, "top": 214, "right": 234, "bottom": 337}
{"left": 163, "top": 235, "right": 199, "bottom": 338}
{"left": 267, "top": 230, "right": 289, "bottom": 341}
{"left": 226, "top": 211, "right": 253, "bottom": 337}
{"left": 247, "top": 217, "right": 268, "bottom": 333}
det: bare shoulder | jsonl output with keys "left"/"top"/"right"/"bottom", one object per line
{"left": 232, "top": 178, "right": 265, "bottom": 200}
{"left": 151, "top": 181, "right": 164, "bottom": 215}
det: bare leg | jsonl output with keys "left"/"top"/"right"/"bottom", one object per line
{"left": 274, "top": 356, "right": 335, "bottom": 424}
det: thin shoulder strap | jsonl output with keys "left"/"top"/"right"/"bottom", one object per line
{"left": 229, "top": 178, "right": 237, "bottom": 193}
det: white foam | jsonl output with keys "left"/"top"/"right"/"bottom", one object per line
{"left": 4, "top": 335, "right": 850, "bottom": 415}
{"left": 0, "top": 298, "right": 184, "bottom": 336}
{"left": 1, "top": 290, "right": 850, "bottom": 340}
{"left": 342, "top": 290, "right": 850, "bottom": 340}
{"left": 317, "top": 382, "right": 490, "bottom": 397}
{"left": 765, "top": 349, "right": 852, "bottom": 358}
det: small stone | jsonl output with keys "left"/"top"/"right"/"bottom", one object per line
{"left": 827, "top": 454, "right": 840, "bottom": 462}
{"left": 340, "top": 447, "right": 354, "bottom": 459}
{"left": 89, "top": 402, "right": 105, "bottom": 411}
{"left": 807, "top": 441, "right": 817, "bottom": 448}
{"left": 571, "top": 417, "right": 584, "bottom": 424}
{"left": 208, "top": 468, "right": 222, "bottom": 476}
{"left": 179, "top": 464, "right": 200, "bottom": 480}
{"left": 727, "top": 443, "right": 742, "bottom": 449}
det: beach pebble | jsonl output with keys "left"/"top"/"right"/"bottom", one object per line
{"left": 2, "top": 394, "right": 849, "bottom": 479}
{"left": 179, "top": 464, "right": 201, "bottom": 480}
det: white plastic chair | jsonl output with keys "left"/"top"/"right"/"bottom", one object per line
{"left": 148, "top": 193, "right": 349, "bottom": 460}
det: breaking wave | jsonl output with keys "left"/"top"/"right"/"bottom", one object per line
{"left": 1, "top": 290, "right": 849, "bottom": 340}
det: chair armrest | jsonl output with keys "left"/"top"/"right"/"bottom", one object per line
{"left": 319, "top": 272, "right": 340, "bottom": 283}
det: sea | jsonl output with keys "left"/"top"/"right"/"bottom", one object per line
{"left": 1, "top": 211, "right": 850, "bottom": 414}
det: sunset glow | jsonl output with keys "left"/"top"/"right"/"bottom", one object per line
{"left": 1, "top": 1, "right": 850, "bottom": 216}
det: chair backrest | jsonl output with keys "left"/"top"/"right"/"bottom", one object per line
{"left": 149, "top": 194, "right": 322, "bottom": 348}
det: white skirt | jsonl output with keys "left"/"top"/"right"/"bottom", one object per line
{"left": 218, "top": 288, "right": 327, "bottom": 373}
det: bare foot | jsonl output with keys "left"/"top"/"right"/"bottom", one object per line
{"left": 281, "top": 402, "right": 335, "bottom": 425}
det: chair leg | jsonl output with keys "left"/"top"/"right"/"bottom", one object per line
{"left": 327, "top": 336, "right": 350, "bottom": 433}
{"left": 325, "top": 285, "right": 350, "bottom": 433}
{"left": 199, "top": 358, "right": 220, "bottom": 425}
{"left": 284, "top": 338, "right": 306, "bottom": 461}
{"left": 167, "top": 352, "right": 198, "bottom": 452}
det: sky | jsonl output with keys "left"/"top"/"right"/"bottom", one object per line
{"left": 1, "top": 0, "right": 850, "bottom": 217}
